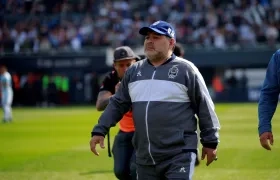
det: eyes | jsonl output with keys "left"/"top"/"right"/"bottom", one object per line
{"left": 116, "top": 63, "right": 132, "bottom": 68}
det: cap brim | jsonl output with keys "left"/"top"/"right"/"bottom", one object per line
{"left": 139, "top": 27, "right": 166, "bottom": 36}
{"left": 114, "top": 56, "right": 141, "bottom": 62}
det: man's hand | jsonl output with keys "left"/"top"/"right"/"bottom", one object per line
{"left": 89, "top": 135, "right": 105, "bottom": 156}
{"left": 201, "top": 147, "right": 217, "bottom": 166}
{"left": 259, "top": 132, "right": 274, "bottom": 150}
{"left": 115, "top": 82, "right": 121, "bottom": 92}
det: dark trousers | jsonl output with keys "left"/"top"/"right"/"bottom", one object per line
{"left": 112, "top": 130, "right": 136, "bottom": 180}
{"left": 136, "top": 152, "right": 196, "bottom": 180}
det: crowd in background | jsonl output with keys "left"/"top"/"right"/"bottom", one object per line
{"left": 1, "top": 0, "right": 280, "bottom": 53}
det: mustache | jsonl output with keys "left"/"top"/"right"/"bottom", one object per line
{"left": 145, "top": 43, "right": 154, "bottom": 49}
{"left": 145, "top": 46, "right": 155, "bottom": 50}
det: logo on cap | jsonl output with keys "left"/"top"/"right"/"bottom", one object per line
{"left": 168, "top": 28, "right": 175, "bottom": 38}
{"left": 120, "top": 50, "right": 127, "bottom": 57}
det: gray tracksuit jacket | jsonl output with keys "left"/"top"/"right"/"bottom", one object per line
{"left": 92, "top": 54, "right": 220, "bottom": 165}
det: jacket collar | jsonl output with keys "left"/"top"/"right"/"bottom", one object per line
{"left": 147, "top": 53, "right": 176, "bottom": 67}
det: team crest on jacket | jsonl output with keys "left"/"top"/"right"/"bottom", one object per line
{"left": 168, "top": 65, "right": 179, "bottom": 79}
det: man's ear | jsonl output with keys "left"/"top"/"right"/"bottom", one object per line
{"left": 169, "top": 39, "right": 176, "bottom": 51}
{"left": 170, "top": 38, "right": 176, "bottom": 47}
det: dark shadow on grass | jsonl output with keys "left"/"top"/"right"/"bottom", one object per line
{"left": 80, "top": 170, "right": 113, "bottom": 175}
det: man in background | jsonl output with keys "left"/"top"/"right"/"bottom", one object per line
{"left": 173, "top": 43, "right": 185, "bottom": 58}
{"left": 258, "top": 49, "right": 280, "bottom": 151}
{"left": 95, "top": 46, "right": 139, "bottom": 180}
{"left": 0, "top": 64, "right": 13, "bottom": 123}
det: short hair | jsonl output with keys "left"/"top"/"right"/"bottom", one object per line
{"left": 173, "top": 43, "right": 184, "bottom": 57}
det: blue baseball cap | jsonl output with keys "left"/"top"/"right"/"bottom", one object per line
{"left": 139, "top": 20, "right": 176, "bottom": 39}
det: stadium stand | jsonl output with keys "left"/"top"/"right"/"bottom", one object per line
{"left": 1, "top": 0, "right": 280, "bottom": 53}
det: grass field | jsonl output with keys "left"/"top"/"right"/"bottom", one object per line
{"left": 0, "top": 103, "right": 279, "bottom": 180}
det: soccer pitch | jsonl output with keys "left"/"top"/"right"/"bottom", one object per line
{"left": 0, "top": 104, "right": 279, "bottom": 180}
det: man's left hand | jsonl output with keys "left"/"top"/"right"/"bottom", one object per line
{"left": 115, "top": 82, "right": 121, "bottom": 92}
{"left": 201, "top": 147, "right": 217, "bottom": 166}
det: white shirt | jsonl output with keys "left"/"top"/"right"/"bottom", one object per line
{"left": 1, "top": 72, "right": 13, "bottom": 97}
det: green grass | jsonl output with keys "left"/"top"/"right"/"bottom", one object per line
{"left": 0, "top": 103, "right": 279, "bottom": 180}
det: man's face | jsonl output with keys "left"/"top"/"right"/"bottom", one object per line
{"left": 114, "top": 59, "right": 136, "bottom": 79}
{"left": 0, "top": 67, "right": 4, "bottom": 75}
{"left": 144, "top": 31, "right": 174, "bottom": 61}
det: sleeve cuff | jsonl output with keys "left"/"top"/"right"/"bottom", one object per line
{"left": 202, "top": 143, "right": 218, "bottom": 149}
{"left": 91, "top": 132, "right": 105, "bottom": 137}
{"left": 258, "top": 125, "right": 272, "bottom": 136}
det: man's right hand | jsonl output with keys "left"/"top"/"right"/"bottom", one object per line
{"left": 90, "top": 135, "right": 105, "bottom": 156}
{"left": 115, "top": 82, "right": 121, "bottom": 92}
{"left": 259, "top": 132, "right": 274, "bottom": 150}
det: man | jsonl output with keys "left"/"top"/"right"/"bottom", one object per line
{"left": 90, "top": 21, "right": 220, "bottom": 180}
{"left": 96, "top": 46, "right": 139, "bottom": 180}
{"left": 173, "top": 43, "right": 185, "bottom": 58}
{"left": 258, "top": 49, "right": 280, "bottom": 151}
{"left": 173, "top": 43, "right": 200, "bottom": 167}
{"left": 0, "top": 64, "right": 13, "bottom": 123}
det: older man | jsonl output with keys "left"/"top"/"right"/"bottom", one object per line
{"left": 90, "top": 21, "right": 221, "bottom": 180}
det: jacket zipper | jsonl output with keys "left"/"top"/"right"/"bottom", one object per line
{"left": 145, "top": 69, "right": 156, "bottom": 165}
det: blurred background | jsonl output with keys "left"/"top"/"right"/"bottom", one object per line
{"left": 0, "top": 0, "right": 279, "bottom": 105}
{"left": 1, "top": 1, "right": 280, "bottom": 180}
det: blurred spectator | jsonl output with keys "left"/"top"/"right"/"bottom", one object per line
{"left": 1, "top": 0, "right": 280, "bottom": 53}
{"left": 265, "top": 22, "right": 279, "bottom": 47}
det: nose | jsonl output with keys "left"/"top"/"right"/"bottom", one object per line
{"left": 145, "top": 41, "right": 154, "bottom": 48}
